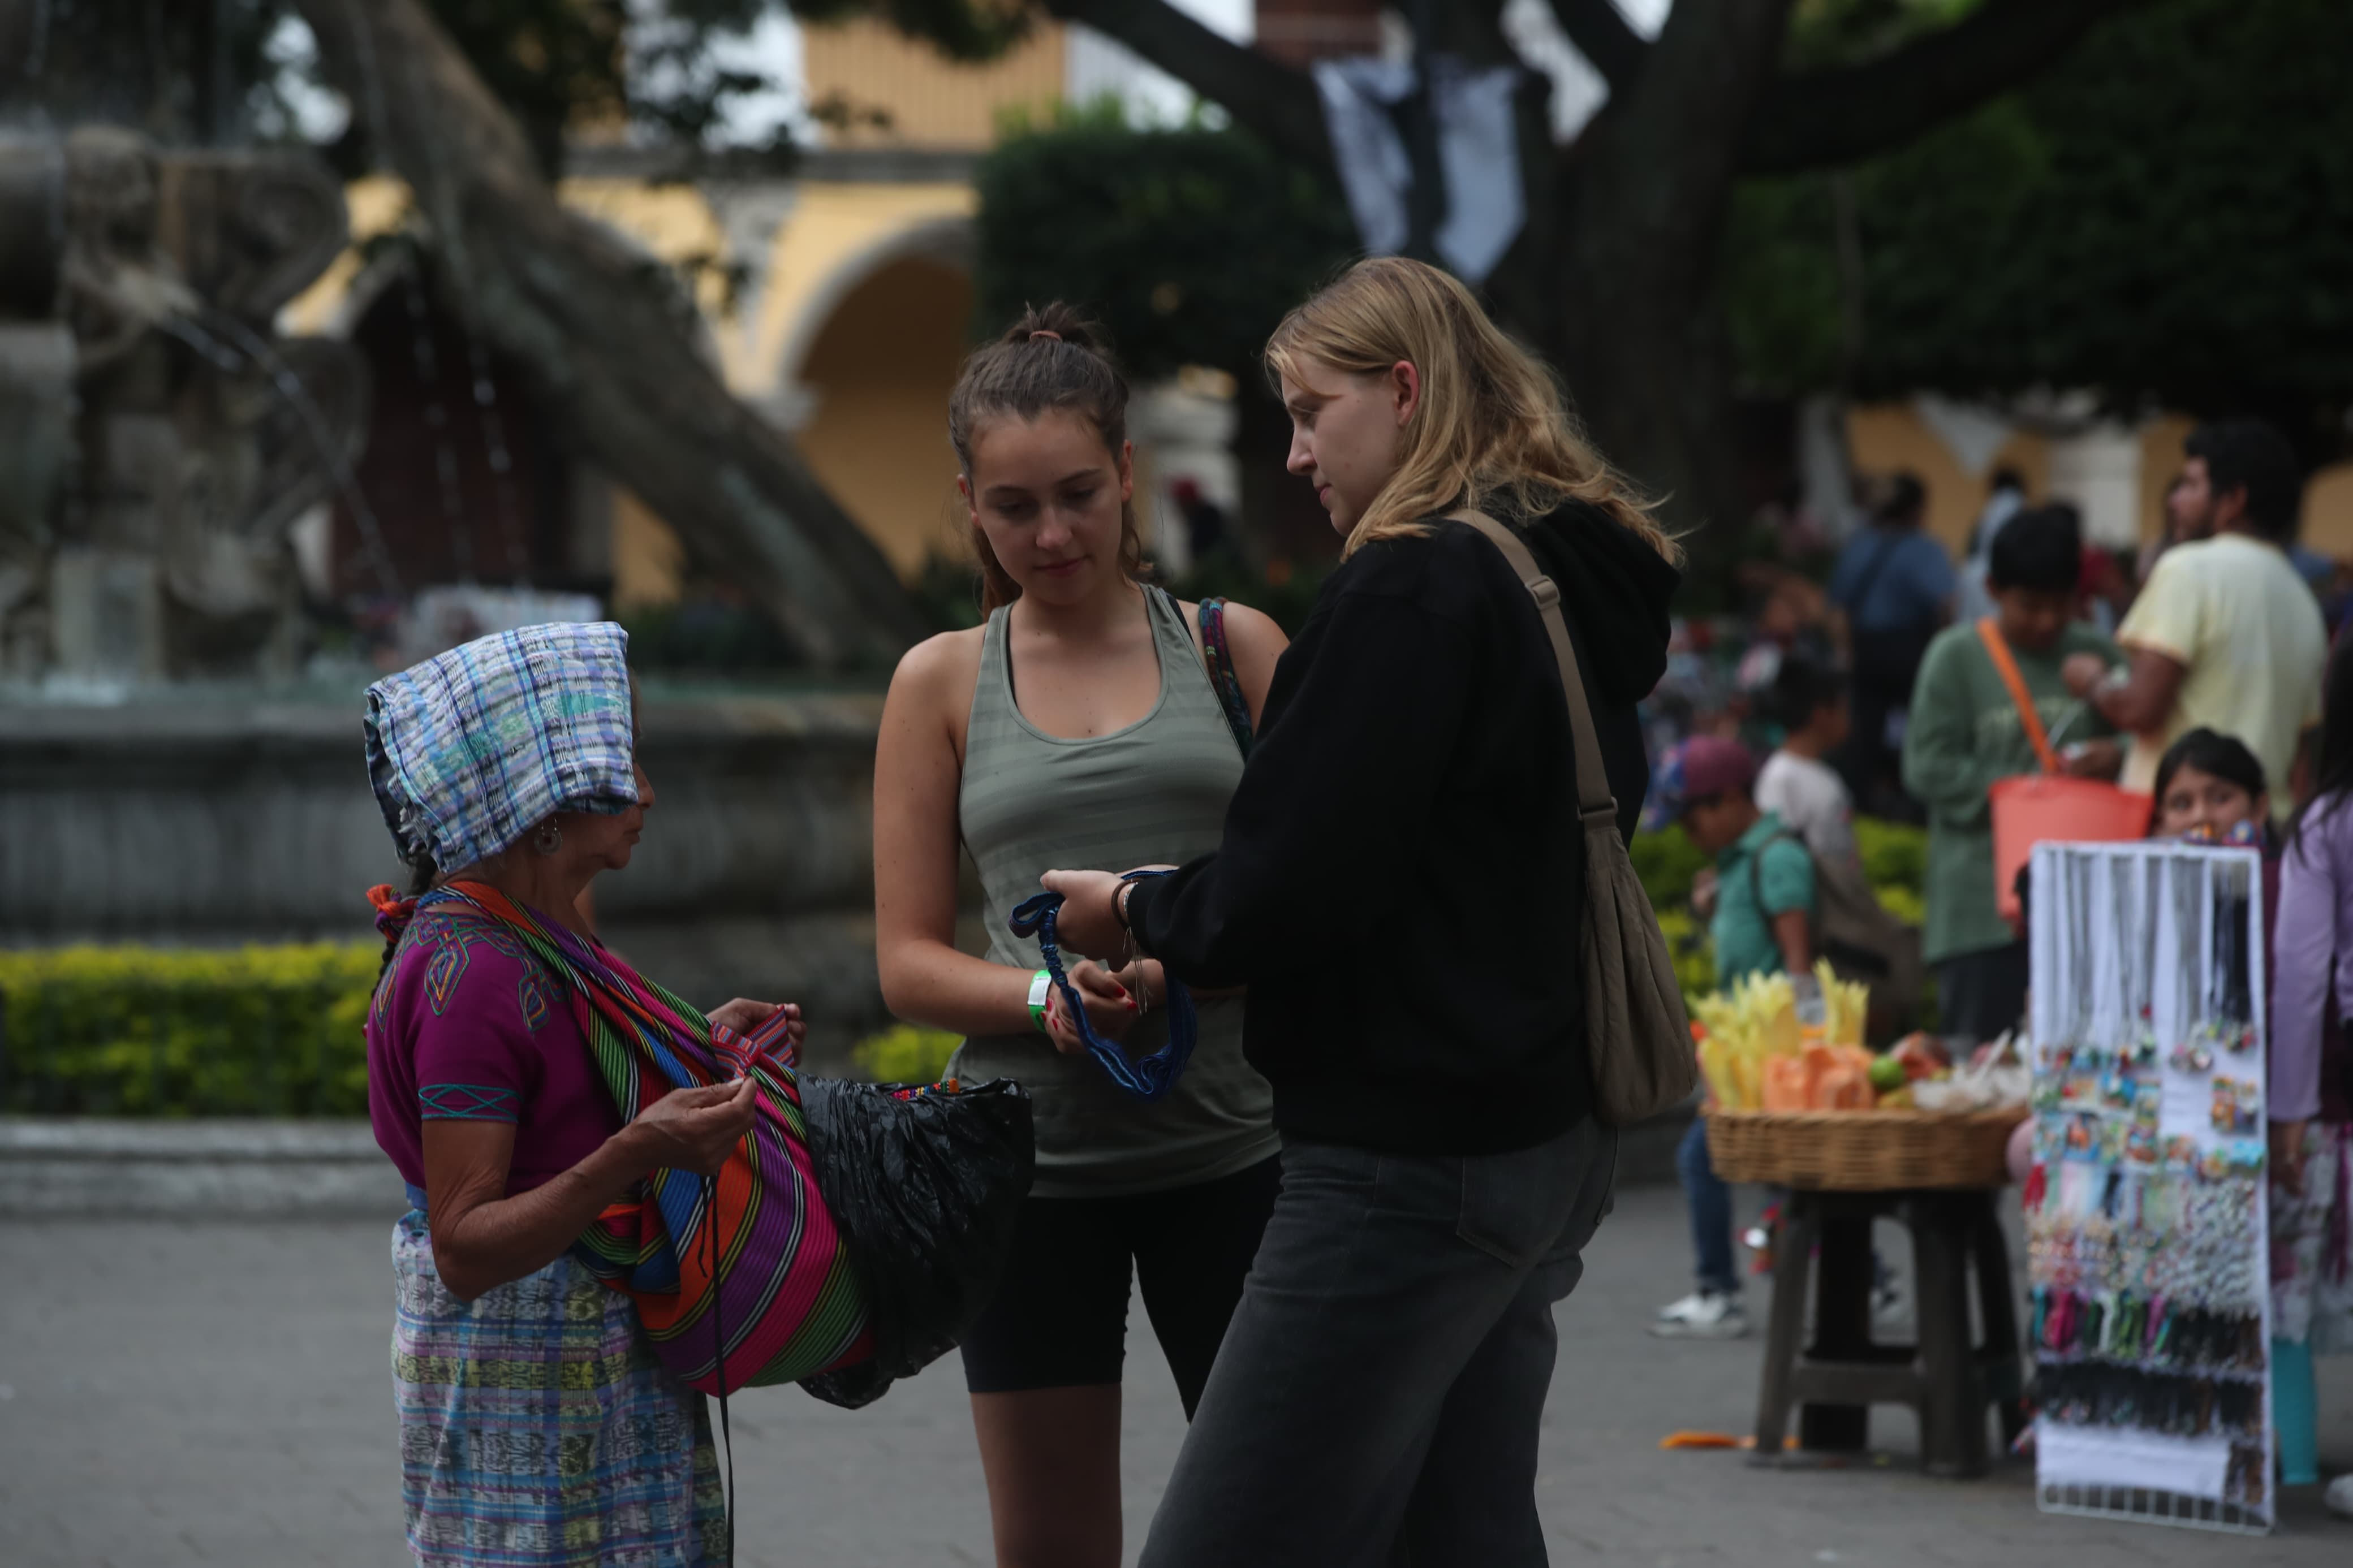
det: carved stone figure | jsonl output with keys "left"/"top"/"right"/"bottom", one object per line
{"left": 0, "top": 126, "right": 365, "bottom": 683}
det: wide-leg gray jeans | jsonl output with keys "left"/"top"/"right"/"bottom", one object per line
{"left": 1139, "top": 1115, "right": 1618, "bottom": 1567}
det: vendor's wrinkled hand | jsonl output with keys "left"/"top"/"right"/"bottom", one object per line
{"left": 628, "top": 1078, "right": 759, "bottom": 1176}
{"left": 1044, "top": 960, "right": 1139, "bottom": 1055}
{"left": 1038, "top": 869, "right": 1127, "bottom": 957}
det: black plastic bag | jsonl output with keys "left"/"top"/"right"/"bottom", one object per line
{"left": 796, "top": 1077, "right": 1034, "bottom": 1409}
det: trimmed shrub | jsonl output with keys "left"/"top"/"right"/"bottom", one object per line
{"left": 0, "top": 944, "right": 378, "bottom": 1116}
{"left": 851, "top": 1023, "right": 961, "bottom": 1086}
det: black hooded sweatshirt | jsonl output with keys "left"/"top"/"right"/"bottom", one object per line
{"left": 1125, "top": 503, "right": 1679, "bottom": 1155}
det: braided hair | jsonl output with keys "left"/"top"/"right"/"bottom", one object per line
{"left": 373, "top": 847, "right": 440, "bottom": 993}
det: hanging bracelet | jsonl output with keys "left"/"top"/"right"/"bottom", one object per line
{"left": 1113, "top": 878, "right": 1137, "bottom": 932}
{"left": 1026, "top": 967, "right": 1053, "bottom": 1034}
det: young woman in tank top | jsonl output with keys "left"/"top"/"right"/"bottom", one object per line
{"left": 873, "top": 304, "right": 1288, "bottom": 1568}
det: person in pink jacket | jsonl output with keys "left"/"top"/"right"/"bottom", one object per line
{"left": 2270, "top": 635, "right": 2353, "bottom": 1516}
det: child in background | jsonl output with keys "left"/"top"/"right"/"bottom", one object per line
{"left": 2151, "top": 727, "right": 2272, "bottom": 844}
{"left": 1903, "top": 507, "right": 2121, "bottom": 1045}
{"left": 1757, "top": 654, "right": 1859, "bottom": 874}
{"left": 1653, "top": 736, "right": 1817, "bottom": 1340}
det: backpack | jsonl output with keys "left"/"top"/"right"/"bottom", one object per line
{"left": 1454, "top": 510, "right": 1698, "bottom": 1126}
{"left": 1749, "top": 832, "right": 1924, "bottom": 1042}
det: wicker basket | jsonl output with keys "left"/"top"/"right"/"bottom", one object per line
{"left": 1704, "top": 1106, "right": 2027, "bottom": 1191}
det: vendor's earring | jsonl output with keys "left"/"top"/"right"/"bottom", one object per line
{"left": 535, "top": 820, "right": 564, "bottom": 857}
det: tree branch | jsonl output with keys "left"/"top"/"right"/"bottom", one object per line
{"left": 292, "top": 0, "right": 926, "bottom": 667}
{"left": 1546, "top": 0, "right": 1647, "bottom": 90}
{"left": 1741, "top": 0, "right": 2143, "bottom": 175}
{"left": 1038, "top": 0, "right": 1334, "bottom": 175}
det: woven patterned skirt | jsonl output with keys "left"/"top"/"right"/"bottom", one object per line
{"left": 391, "top": 1211, "right": 729, "bottom": 1566}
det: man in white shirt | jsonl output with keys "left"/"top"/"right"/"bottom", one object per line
{"left": 2065, "top": 419, "right": 2325, "bottom": 819}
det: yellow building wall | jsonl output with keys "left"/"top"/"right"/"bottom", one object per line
{"left": 729, "top": 182, "right": 977, "bottom": 399}
{"left": 801, "top": 18, "right": 1066, "bottom": 149}
{"left": 1844, "top": 404, "right": 2047, "bottom": 555}
{"left": 611, "top": 486, "right": 688, "bottom": 611}
{"left": 2304, "top": 465, "right": 2353, "bottom": 559}
{"left": 2135, "top": 414, "right": 2196, "bottom": 545}
{"left": 795, "top": 256, "right": 976, "bottom": 576}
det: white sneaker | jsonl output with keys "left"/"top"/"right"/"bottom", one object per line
{"left": 2325, "top": 1474, "right": 2353, "bottom": 1521}
{"left": 1650, "top": 1290, "right": 1749, "bottom": 1339}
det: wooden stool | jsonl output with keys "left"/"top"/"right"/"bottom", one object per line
{"left": 1751, "top": 1187, "right": 2026, "bottom": 1478}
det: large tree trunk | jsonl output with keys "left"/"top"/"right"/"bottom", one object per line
{"left": 294, "top": 0, "right": 927, "bottom": 668}
{"left": 1548, "top": 0, "right": 1797, "bottom": 594}
{"left": 1053, "top": 0, "right": 2131, "bottom": 606}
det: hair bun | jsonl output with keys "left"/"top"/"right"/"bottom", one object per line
{"left": 1006, "top": 301, "right": 1104, "bottom": 354}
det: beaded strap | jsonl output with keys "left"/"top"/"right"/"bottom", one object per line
{"left": 1196, "top": 598, "right": 1254, "bottom": 759}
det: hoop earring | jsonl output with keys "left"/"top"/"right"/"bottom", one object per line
{"left": 534, "top": 820, "right": 563, "bottom": 857}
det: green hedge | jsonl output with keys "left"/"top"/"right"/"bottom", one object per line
{"left": 0, "top": 820, "right": 1933, "bottom": 1116}
{"left": 0, "top": 944, "right": 378, "bottom": 1116}
{"left": 0, "top": 943, "right": 975, "bottom": 1117}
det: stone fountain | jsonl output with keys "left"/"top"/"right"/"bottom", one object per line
{"left": 0, "top": 125, "right": 365, "bottom": 685}
{"left": 0, "top": 128, "right": 891, "bottom": 1068}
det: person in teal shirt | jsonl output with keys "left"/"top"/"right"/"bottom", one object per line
{"left": 1680, "top": 736, "right": 1817, "bottom": 984}
{"left": 1653, "top": 736, "right": 1817, "bottom": 1340}
{"left": 1704, "top": 810, "right": 1818, "bottom": 984}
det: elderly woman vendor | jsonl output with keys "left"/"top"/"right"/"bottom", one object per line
{"left": 363, "top": 621, "right": 786, "bottom": 1567}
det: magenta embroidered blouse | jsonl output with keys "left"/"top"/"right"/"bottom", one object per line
{"left": 365, "top": 900, "right": 621, "bottom": 1197}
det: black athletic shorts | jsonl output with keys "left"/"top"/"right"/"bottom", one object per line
{"left": 958, "top": 1154, "right": 1281, "bottom": 1418}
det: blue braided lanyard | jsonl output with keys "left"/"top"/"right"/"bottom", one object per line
{"left": 1007, "top": 872, "right": 1196, "bottom": 1100}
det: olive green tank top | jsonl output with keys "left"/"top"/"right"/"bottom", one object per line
{"left": 951, "top": 586, "right": 1278, "bottom": 1197}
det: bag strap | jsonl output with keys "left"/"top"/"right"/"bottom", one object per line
{"left": 1449, "top": 509, "right": 1616, "bottom": 826}
{"left": 1974, "top": 616, "right": 2061, "bottom": 775}
{"left": 1195, "top": 597, "right": 1255, "bottom": 759}
{"left": 1747, "top": 827, "right": 1813, "bottom": 924}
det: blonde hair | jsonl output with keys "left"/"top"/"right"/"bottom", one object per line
{"left": 1266, "top": 257, "right": 1679, "bottom": 565}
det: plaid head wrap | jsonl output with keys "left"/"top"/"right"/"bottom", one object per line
{"left": 364, "top": 621, "right": 639, "bottom": 874}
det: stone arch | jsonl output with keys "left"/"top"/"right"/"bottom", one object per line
{"left": 748, "top": 202, "right": 979, "bottom": 577}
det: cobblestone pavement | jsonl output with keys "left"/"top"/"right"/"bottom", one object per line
{"left": 2, "top": 1185, "right": 2346, "bottom": 1566}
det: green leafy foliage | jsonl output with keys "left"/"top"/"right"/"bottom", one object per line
{"left": 1643, "top": 817, "right": 1931, "bottom": 1016}
{"left": 974, "top": 109, "right": 1359, "bottom": 381}
{"left": 851, "top": 1022, "right": 962, "bottom": 1085}
{"left": 0, "top": 945, "right": 380, "bottom": 1116}
{"left": 1656, "top": 907, "right": 1718, "bottom": 1008}
{"left": 1727, "top": 0, "right": 2353, "bottom": 426}
{"left": 1632, "top": 825, "right": 1713, "bottom": 915}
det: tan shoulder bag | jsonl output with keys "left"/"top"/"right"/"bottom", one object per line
{"left": 1452, "top": 510, "right": 1698, "bottom": 1126}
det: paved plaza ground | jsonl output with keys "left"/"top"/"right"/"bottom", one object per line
{"left": 3, "top": 1183, "right": 2347, "bottom": 1566}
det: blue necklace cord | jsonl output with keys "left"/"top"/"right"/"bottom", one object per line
{"left": 1008, "top": 873, "right": 1196, "bottom": 1100}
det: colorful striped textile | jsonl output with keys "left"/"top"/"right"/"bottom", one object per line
{"left": 419, "top": 882, "right": 871, "bottom": 1394}
{"left": 391, "top": 1210, "right": 729, "bottom": 1567}
{"left": 365, "top": 622, "right": 640, "bottom": 875}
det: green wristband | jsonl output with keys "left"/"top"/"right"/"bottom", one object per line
{"left": 1026, "top": 968, "right": 1053, "bottom": 1034}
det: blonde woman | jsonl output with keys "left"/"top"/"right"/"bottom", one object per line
{"left": 1044, "top": 258, "right": 1682, "bottom": 1566}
